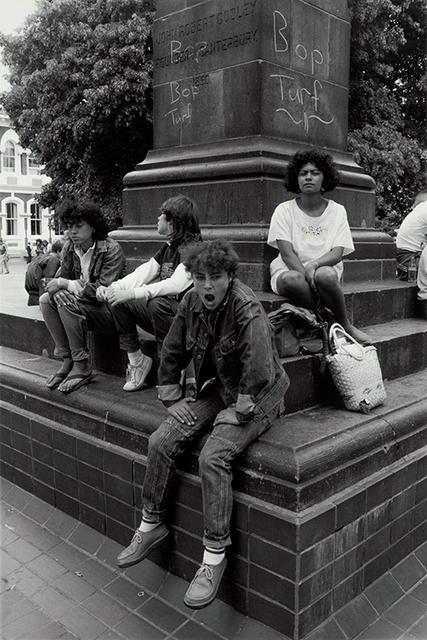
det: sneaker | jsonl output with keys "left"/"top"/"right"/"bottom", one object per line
{"left": 184, "top": 558, "right": 227, "bottom": 609}
{"left": 117, "top": 523, "right": 169, "bottom": 568}
{"left": 123, "top": 355, "right": 153, "bottom": 391}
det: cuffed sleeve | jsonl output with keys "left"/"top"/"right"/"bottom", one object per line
{"left": 157, "top": 383, "right": 183, "bottom": 404}
{"left": 111, "top": 258, "right": 160, "bottom": 291}
{"left": 144, "top": 263, "right": 192, "bottom": 299}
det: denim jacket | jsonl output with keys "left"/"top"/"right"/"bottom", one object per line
{"left": 59, "top": 236, "right": 126, "bottom": 302}
{"left": 158, "top": 278, "right": 289, "bottom": 421}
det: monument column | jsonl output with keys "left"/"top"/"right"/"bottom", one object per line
{"left": 115, "top": 0, "right": 393, "bottom": 288}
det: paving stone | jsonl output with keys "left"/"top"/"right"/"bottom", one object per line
{"left": 24, "top": 620, "right": 75, "bottom": 640}
{"left": 76, "top": 557, "right": 117, "bottom": 589}
{"left": 95, "top": 537, "right": 123, "bottom": 565}
{"left": 335, "top": 594, "right": 377, "bottom": 639}
{"left": 390, "top": 555, "right": 426, "bottom": 592}
{"left": 68, "top": 522, "right": 105, "bottom": 555}
{"left": 51, "top": 570, "right": 97, "bottom": 603}
{"left": 32, "top": 585, "right": 74, "bottom": 619}
{"left": 6, "top": 537, "right": 43, "bottom": 564}
{"left": 47, "top": 541, "right": 90, "bottom": 569}
{"left": 157, "top": 572, "right": 192, "bottom": 614}
{"left": 1, "top": 549, "right": 21, "bottom": 576}
{"left": 123, "top": 557, "right": 168, "bottom": 593}
{"left": 7, "top": 565, "right": 47, "bottom": 597}
{"left": 304, "top": 617, "right": 347, "bottom": 640}
{"left": 193, "top": 596, "right": 246, "bottom": 638}
{"left": 58, "top": 604, "right": 108, "bottom": 639}
{"left": 414, "top": 542, "right": 427, "bottom": 569}
{"left": 354, "top": 617, "right": 403, "bottom": 640}
{"left": 0, "top": 588, "right": 38, "bottom": 627}
{"left": 1, "top": 607, "right": 54, "bottom": 640}
{"left": 114, "top": 612, "right": 167, "bottom": 639}
{"left": 1, "top": 522, "right": 19, "bottom": 546}
{"left": 383, "top": 594, "right": 426, "bottom": 630}
{"left": 411, "top": 578, "right": 427, "bottom": 605}
{"left": 174, "top": 619, "right": 224, "bottom": 640}
{"left": 409, "top": 613, "right": 427, "bottom": 640}
{"left": 45, "top": 510, "right": 79, "bottom": 539}
{"left": 2, "top": 484, "right": 33, "bottom": 511}
{"left": 81, "top": 590, "right": 129, "bottom": 627}
{"left": 364, "top": 572, "right": 405, "bottom": 614}
{"left": 22, "top": 495, "right": 55, "bottom": 525}
{"left": 103, "top": 576, "right": 150, "bottom": 610}
{"left": 27, "top": 553, "right": 68, "bottom": 581}
{"left": 137, "top": 596, "right": 187, "bottom": 633}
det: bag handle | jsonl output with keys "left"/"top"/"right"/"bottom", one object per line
{"left": 329, "top": 323, "right": 365, "bottom": 361}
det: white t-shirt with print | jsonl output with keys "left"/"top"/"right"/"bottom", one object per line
{"left": 267, "top": 198, "right": 354, "bottom": 293}
{"left": 396, "top": 202, "right": 427, "bottom": 252}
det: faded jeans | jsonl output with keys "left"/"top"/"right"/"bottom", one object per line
{"left": 39, "top": 291, "right": 116, "bottom": 361}
{"left": 142, "top": 378, "right": 286, "bottom": 549}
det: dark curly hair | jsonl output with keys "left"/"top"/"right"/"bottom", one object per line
{"left": 285, "top": 149, "right": 340, "bottom": 194}
{"left": 160, "top": 195, "right": 202, "bottom": 246}
{"left": 182, "top": 239, "right": 239, "bottom": 277}
{"left": 56, "top": 198, "right": 109, "bottom": 240}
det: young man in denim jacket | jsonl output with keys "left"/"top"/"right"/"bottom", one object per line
{"left": 117, "top": 239, "right": 289, "bottom": 609}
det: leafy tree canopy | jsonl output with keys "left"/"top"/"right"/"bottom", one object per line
{"left": 0, "top": 0, "right": 155, "bottom": 228}
{"left": 348, "top": 0, "right": 426, "bottom": 232}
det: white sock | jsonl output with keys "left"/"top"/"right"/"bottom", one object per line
{"left": 128, "top": 350, "right": 143, "bottom": 366}
{"left": 138, "top": 518, "right": 160, "bottom": 533}
{"left": 203, "top": 547, "right": 225, "bottom": 566}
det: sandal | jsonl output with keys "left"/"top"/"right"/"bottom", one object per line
{"left": 46, "top": 372, "right": 69, "bottom": 390}
{"left": 58, "top": 372, "right": 96, "bottom": 394}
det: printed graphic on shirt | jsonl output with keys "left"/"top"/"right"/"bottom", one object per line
{"left": 301, "top": 224, "right": 325, "bottom": 237}
{"left": 159, "top": 262, "right": 175, "bottom": 280}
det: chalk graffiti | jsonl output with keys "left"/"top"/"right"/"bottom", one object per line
{"left": 271, "top": 10, "right": 334, "bottom": 134}
{"left": 163, "top": 75, "right": 209, "bottom": 129}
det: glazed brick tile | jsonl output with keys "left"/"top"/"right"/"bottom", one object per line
{"left": 78, "top": 482, "right": 104, "bottom": 511}
{"left": 0, "top": 460, "right": 15, "bottom": 483}
{"left": 103, "top": 449, "right": 133, "bottom": 481}
{"left": 334, "top": 543, "right": 364, "bottom": 585}
{"left": 79, "top": 504, "right": 105, "bottom": 534}
{"left": 389, "top": 533, "right": 416, "bottom": 570}
{"left": 248, "top": 505, "right": 296, "bottom": 550}
{"left": 0, "top": 443, "right": 12, "bottom": 465}
{"left": 58, "top": 604, "right": 108, "bottom": 638}
{"left": 77, "top": 460, "right": 104, "bottom": 490}
{"left": 415, "top": 477, "right": 427, "bottom": 503}
{"left": 55, "top": 492, "right": 79, "bottom": 519}
{"left": 52, "top": 430, "right": 76, "bottom": 457}
{"left": 335, "top": 518, "right": 365, "bottom": 556}
{"left": 10, "top": 431, "right": 32, "bottom": 457}
{"left": 104, "top": 472, "right": 133, "bottom": 504}
{"left": 0, "top": 424, "right": 11, "bottom": 446}
{"left": 391, "top": 554, "right": 426, "bottom": 592}
{"left": 299, "top": 591, "right": 333, "bottom": 638}
{"left": 133, "top": 459, "right": 146, "bottom": 486}
{"left": 247, "top": 592, "right": 294, "bottom": 639}
{"left": 415, "top": 541, "right": 427, "bottom": 569}
{"left": 365, "top": 525, "right": 390, "bottom": 562}
{"left": 174, "top": 475, "right": 203, "bottom": 513}
{"left": 335, "top": 594, "right": 377, "bottom": 639}
{"left": 32, "top": 479, "right": 55, "bottom": 505}
{"left": 249, "top": 535, "right": 296, "bottom": 580}
{"left": 52, "top": 450, "right": 77, "bottom": 478}
{"left": 414, "top": 521, "right": 427, "bottom": 549}
{"left": 137, "top": 596, "right": 187, "bottom": 633}
{"left": 299, "top": 564, "right": 333, "bottom": 609}
{"left": 13, "top": 469, "right": 34, "bottom": 494}
{"left": 391, "top": 487, "right": 416, "bottom": 519}
{"left": 333, "top": 569, "right": 364, "bottom": 611}
{"left": 0, "top": 406, "right": 14, "bottom": 429}
{"left": 384, "top": 594, "right": 426, "bottom": 630}
{"left": 299, "top": 506, "right": 336, "bottom": 551}
{"left": 335, "top": 489, "right": 366, "bottom": 529}
{"left": 172, "top": 504, "right": 204, "bottom": 539}
{"left": 76, "top": 438, "right": 103, "bottom": 468}
{"left": 103, "top": 576, "right": 149, "bottom": 609}
{"left": 364, "top": 573, "right": 405, "bottom": 614}
{"left": 54, "top": 471, "right": 78, "bottom": 499}
{"left": 8, "top": 411, "right": 31, "bottom": 436}
{"left": 249, "top": 564, "right": 294, "bottom": 610}
{"left": 11, "top": 449, "right": 32, "bottom": 474}
{"left": 115, "top": 612, "right": 166, "bottom": 640}
{"left": 391, "top": 510, "right": 413, "bottom": 544}
{"left": 32, "top": 585, "right": 73, "bottom": 619}
{"left": 367, "top": 476, "right": 393, "bottom": 511}
{"left": 364, "top": 549, "right": 390, "bottom": 588}
{"left": 413, "top": 499, "right": 427, "bottom": 527}
{"left": 105, "top": 495, "right": 134, "bottom": 528}
{"left": 32, "top": 441, "right": 53, "bottom": 466}
{"left": 81, "top": 590, "right": 129, "bottom": 627}
{"left": 173, "top": 527, "right": 202, "bottom": 563}
{"left": 30, "top": 420, "right": 53, "bottom": 446}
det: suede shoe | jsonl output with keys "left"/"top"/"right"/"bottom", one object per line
{"left": 184, "top": 558, "right": 227, "bottom": 609}
{"left": 117, "top": 524, "right": 169, "bottom": 568}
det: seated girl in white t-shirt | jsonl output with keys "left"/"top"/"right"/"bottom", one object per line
{"left": 267, "top": 149, "right": 371, "bottom": 345}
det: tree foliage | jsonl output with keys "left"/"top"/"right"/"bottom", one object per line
{"left": 348, "top": 0, "right": 426, "bottom": 232}
{"left": 0, "top": 0, "right": 155, "bottom": 228}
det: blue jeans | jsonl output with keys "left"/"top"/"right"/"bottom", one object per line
{"left": 40, "top": 291, "right": 116, "bottom": 361}
{"left": 142, "top": 379, "right": 286, "bottom": 549}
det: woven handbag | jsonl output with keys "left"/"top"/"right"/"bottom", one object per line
{"left": 326, "top": 323, "right": 386, "bottom": 413}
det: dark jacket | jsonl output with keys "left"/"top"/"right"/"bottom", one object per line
{"left": 158, "top": 278, "right": 289, "bottom": 420}
{"left": 25, "top": 253, "right": 61, "bottom": 304}
{"left": 59, "top": 236, "right": 126, "bottom": 302}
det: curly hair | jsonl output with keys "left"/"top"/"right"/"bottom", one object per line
{"left": 56, "top": 198, "right": 109, "bottom": 240}
{"left": 285, "top": 149, "right": 340, "bottom": 194}
{"left": 182, "top": 239, "right": 239, "bottom": 277}
{"left": 160, "top": 195, "right": 202, "bottom": 246}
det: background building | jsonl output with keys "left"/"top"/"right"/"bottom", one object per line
{"left": 0, "top": 105, "right": 60, "bottom": 257}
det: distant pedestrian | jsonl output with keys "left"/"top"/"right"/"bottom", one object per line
{"left": 35, "top": 238, "right": 44, "bottom": 257}
{"left": 25, "top": 243, "right": 33, "bottom": 264}
{"left": 0, "top": 238, "right": 10, "bottom": 274}
{"left": 25, "top": 240, "right": 64, "bottom": 306}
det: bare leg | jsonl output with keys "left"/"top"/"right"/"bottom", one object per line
{"left": 276, "top": 271, "right": 317, "bottom": 309}
{"left": 314, "top": 267, "right": 371, "bottom": 344}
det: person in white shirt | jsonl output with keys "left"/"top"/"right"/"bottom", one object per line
{"left": 267, "top": 149, "right": 371, "bottom": 345}
{"left": 97, "top": 195, "right": 201, "bottom": 391}
{"left": 395, "top": 191, "right": 427, "bottom": 280}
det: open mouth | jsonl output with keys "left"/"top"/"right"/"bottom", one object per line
{"left": 204, "top": 294, "right": 215, "bottom": 302}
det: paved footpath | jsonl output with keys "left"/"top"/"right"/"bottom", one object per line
{"left": 1, "top": 478, "right": 427, "bottom": 640}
